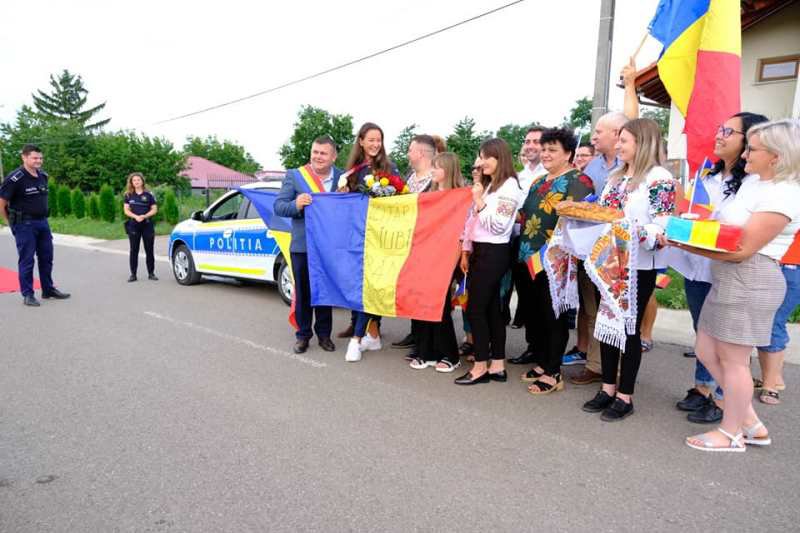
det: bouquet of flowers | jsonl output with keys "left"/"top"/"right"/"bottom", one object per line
{"left": 359, "top": 171, "right": 409, "bottom": 197}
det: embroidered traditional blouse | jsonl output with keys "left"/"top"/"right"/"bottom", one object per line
{"left": 518, "top": 168, "right": 594, "bottom": 263}
{"left": 599, "top": 165, "right": 677, "bottom": 269}
{"left": 462, "top": 177, "right": 525, "bottom": 251}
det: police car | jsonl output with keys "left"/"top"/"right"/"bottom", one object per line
{"left": 168, "top": 181, "right": 292, "bottom": 304}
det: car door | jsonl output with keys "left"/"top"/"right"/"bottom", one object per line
{"left": 190, "top": 190, "right": 275, "bottom": 281}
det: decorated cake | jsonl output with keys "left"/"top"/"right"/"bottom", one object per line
{"left": 556, "top": 200, "right": 623, "bottom": 223}
{"left": 666, "top": 216, "right": 742, "bottom": 252}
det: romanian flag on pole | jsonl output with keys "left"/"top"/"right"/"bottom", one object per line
{"left": 239, "top": 188, "right": 298, "bottom": 329}
{"left": 649, "top": 0, "right": 741, "bottom": 174}
{"left": 305, "top": 189, "right": 472, "bottom": 322}
{"left": 678, "top": 157, "right": 715, "bottom": 218}
{"left": 525, "top": 243, "right": 548, "bottom": 279}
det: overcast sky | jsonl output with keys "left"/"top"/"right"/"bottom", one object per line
{"left": 1, "top": 0, "right": 663, "bottom": 169}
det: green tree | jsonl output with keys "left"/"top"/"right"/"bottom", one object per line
{"left": 389, "top": 124, "right": 418, "bottom": 176}
{"left": 279, "top": 105, "right": 355, "bottom": 170}
{"left": 163, "top": 189, "right": 179, "bottom": 225}
{"left": 32, "top": 70, "right": 110, "bottom": 131}
{"left": 87, "top": 193, "right": 100, "bottom": 219}
{"left": 99, "top": 184, "right": 115, "bottom": 222}
{"left": 562, "top": 96, "right": 593, "bottom": 143}
{"left": 57, "top": 187, "right": 72, "bottom": 217}
{"left": 563, "top": 97, "right": 592, "bottom": 130}
{"left": 183, "top": 135, "right": 260, "bottom": 174}
{"left": 71, "top": 188, "right": 86, "bottom": 218}
{"left": 48, "top": 178, "right": 60, "bottom": 217}
{"left": 446, "top": 117, "right": 490, "bottom": 179}
{"left": 642, "top": 106, "right": 670, "bottom": 138}
{"left": 496, "top": 123, "right": 531, "bottom": 163}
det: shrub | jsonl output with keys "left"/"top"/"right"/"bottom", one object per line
{"left": 163, "top": 189, "right": 179, "bottom": 225}
{"left": 57, "top": 187, "right": 72, "bottom": 217}
{"left": 99, "top": 184, "right": 116, "bottom": 223}
{"left": 71, "top": 189, "right": 87, "bottom": 219}
{"left": 88, "top": 194, "right": 100, "bottom": 219}
{"left": 48, "top": 179, "right": 60, "bottom": 217}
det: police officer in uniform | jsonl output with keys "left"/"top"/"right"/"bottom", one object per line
{"left": 0, "top": 144, "right": 71, "bottom": 306}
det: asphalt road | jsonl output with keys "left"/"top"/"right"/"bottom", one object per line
{"left": 1, "top": 233, "right": 799, "bottom": 532}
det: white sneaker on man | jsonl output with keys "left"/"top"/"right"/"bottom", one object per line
{"left": 360, "top": 333, "right": 382, "bottom": 351}
{"left": 345, "top": 338, "right": 362, "bottom": 362}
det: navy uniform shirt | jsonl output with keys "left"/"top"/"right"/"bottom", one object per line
{"left": 0, "top": 166, "right": 49, "bottom": 218}
{"left": 125, "top": 191, "right": 157, "bottom": 217}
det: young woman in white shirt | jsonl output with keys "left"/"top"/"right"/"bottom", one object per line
{"left": 677, "top": 119, "right": 800, "bottom": 452}
{"left": 581, "top": 118, "right": 678, "bottom": 421}
{"left": 455, "top": 138, "right": 524, "bottom": 385}
{"left": 674, "top": 112, "right": 768, "bottom": 425}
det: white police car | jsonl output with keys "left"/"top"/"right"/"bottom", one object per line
{"left": 168, "top": 181, "right": 292, "bottom": 304}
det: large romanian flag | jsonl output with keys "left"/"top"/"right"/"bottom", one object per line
{"left": 239, "top": 188, "right": 297, "bottom": 328}
{"left": 649, "top": 0, "right": 741, "bottom": 174}
{"left": 305, "top": 189, "right": 472, "bottom": 322}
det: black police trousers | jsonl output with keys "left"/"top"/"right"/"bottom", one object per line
{"left": 126, "top": 220, "right": 155, "bottom": 276}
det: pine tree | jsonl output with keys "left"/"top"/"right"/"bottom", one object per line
{"left": 71, "top": 189, "right": 86, "bottom": 219}
{"left": 32, "top": 70, "right": 110, "bottom": 131}
{"left": 57, "top": 187, "right": 72, "bottom": 217}
{"left": 163, "top": 190, "right": 179, "bottom": 225}
{"left": 88, "top": 194, "right": 100, "bottom": 219}
{"left": 99, "top": 185, "right": 115, "bottom": 222}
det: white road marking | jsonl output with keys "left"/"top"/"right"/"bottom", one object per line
{"left": 144, "top": 311, "right": 327, "bottom": 368}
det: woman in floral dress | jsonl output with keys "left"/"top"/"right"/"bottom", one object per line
{"left": 518, "top": 128, "right": 594, "bottom": 395}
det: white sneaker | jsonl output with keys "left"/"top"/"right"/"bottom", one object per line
{"left": 345, "top": 338, "right": 362, "bottom": 362}
{"left": 360, "top": 333, "right": 382, "bottom": 351}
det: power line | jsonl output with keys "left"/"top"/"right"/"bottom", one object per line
{"left": 154, "top": 0, "right": 525, "bottom": 125}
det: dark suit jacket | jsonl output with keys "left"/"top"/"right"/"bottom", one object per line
{"left": 274, "top": 166, "right": 342, "bottom": 253}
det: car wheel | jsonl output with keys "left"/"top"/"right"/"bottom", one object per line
{"left": 277, "top": 260, "right": 293, "bottom": 306}
{"left": 172, "top": 244, "right": 201, "bottom": 285}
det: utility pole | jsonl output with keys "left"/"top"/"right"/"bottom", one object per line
{"left": 591, "top": 0, "right": 616, "bottom": 129}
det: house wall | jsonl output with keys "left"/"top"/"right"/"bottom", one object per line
{"left": 740, "top": 2, "right": 800, "bottom": 119}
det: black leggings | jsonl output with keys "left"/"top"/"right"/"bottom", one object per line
{"left": 528, "top": 270, "right": 570, "bottom": 376}
{"left": 127, "top": 220, "right": 155, "bottom": 276}
{"left": 600, "top": 269, "right": 657, "bottom": 395}
{"left": 466, "top": 242, "right": 511, "bottom": 362}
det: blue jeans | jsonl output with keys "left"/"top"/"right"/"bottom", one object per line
{"left": 684, "top": 278, "right": 723, "bottom": 400}
{"left": 758, "top": 265, "right": 800, "bottom": 353}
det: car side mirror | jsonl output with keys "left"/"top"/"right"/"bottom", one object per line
{"left": 191, "top": 210, "right": 205, "bottom": 222}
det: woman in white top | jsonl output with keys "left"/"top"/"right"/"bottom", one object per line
{"left": 455, "top": 138, "right": 524, "bottom": 385}
{"left": 674, "top": 112, "right": 768, "bottom": 425}
{"left": 581, "top": 118, "right": 678, "bottom": 421}
{"left": 678, "top": 119, "right": 800, "bottom": 452}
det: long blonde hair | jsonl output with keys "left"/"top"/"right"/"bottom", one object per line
{"left": 610, "top": 118, "right": 664, "bottom": 191}
{"left": 431, "top": 152, "right": 465, "bottom": 191}
{"left": 125, "top": 172, "right": 148, "bottom": 196}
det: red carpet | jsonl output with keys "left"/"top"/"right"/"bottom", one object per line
{"left": 0, "top": 267, "right": 41, "bottom": 294}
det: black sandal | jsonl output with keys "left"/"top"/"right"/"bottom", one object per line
{"left": 527, "top": 373, "right": 565, "bottom": 395}
{"left": 521, "top": 367, "right": 545, "bottom": 382}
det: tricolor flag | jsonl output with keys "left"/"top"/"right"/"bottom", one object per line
{"left": 525, "top": 243, "right": 548, "bottom": 279}
{"left": 649, "top": 0, "right": 741, "bottom": 174}
{"left": 305, "top": 189, "right": 472, "bottom": 321}
{"left": 678, "top": 157, "right": 714, "bottom": 218}
{"left": 239, "top": 188, "right": 298, "bottom": 329}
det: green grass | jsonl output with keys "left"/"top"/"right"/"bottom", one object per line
{"left": 44, "top": 216, "right": 174, "bottom": 240}
{"left": 655, "top": 268, "right": 688, "bottom": 309}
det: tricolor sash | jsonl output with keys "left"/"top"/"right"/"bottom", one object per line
{"left": 296, "top": 165, "right": 326, "bottom": 193}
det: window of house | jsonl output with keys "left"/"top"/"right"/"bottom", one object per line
{"left": 757, "top": 54, "right": 800, "bottom": 82}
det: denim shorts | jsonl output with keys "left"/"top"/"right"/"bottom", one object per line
{"left": 759, "top": 265, "right": 800, "bottom": 353}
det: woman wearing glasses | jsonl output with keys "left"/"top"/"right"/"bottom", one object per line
{"left": 679, "top": 119, "right": 800, "bottom": 452}
{"left": 673, "top": 113, "right": 768, "bottom": 424}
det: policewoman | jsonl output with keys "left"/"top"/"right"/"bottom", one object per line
{"left": 0, "top": 144, "right": 70, "bottom": 306}
{"left": 123, "top": 172, "right": 158, "bottom": 282}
